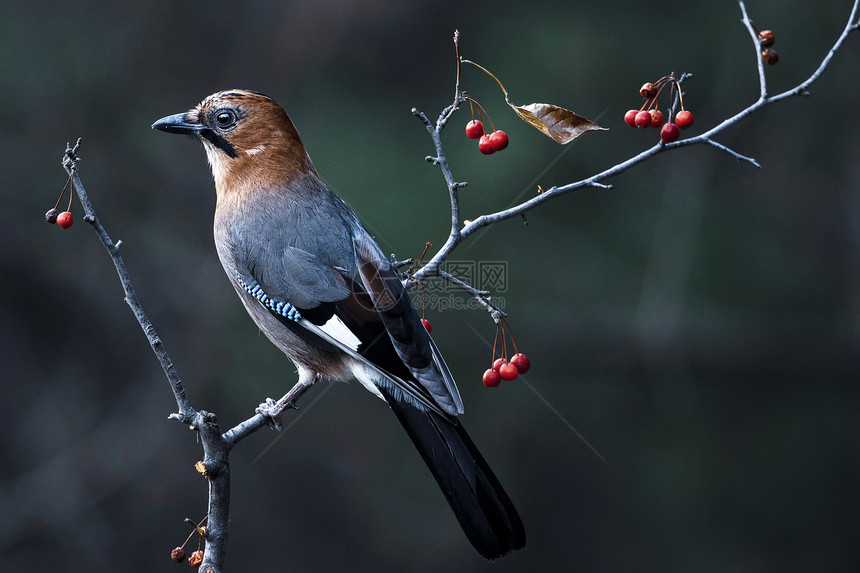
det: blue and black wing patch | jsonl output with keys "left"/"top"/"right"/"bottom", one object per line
{"left": 237, "top": 275, "right": 302, "bottom": 322}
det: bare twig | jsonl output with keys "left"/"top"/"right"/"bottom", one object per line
{"left": 390, "top": 254, "right": 415, "bottom": 270}
{"left": 61, "top": 141, "right": 194, "bottom": 421}
{"left": 739, "top": 1, "right": 768, "bottom": 99}
{"left": 437, "top": 269, "right": 507, "bottom": 320}
{"left": 702, "top": 137, "right": 761, "bottom": 167}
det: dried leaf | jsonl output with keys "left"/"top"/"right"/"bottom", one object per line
{"left": 511, "top": 102, "right": 606, "bottom": 144}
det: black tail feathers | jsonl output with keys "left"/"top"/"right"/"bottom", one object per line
{"left": 380, "top": 387, "right": 525, "bottom": 559}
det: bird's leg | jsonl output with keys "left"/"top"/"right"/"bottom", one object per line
{"left": 256, "top": 367, "right": 319, "bottom": 430}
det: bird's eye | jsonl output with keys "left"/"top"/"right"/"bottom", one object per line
{"left": 214, "top": 109, "right": 237, "bottom": 129}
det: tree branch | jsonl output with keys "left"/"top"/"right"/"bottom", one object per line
{"left": 408, "top": 0, "right": 859, "bottom": 302}
{"left": 60, "top": 142, "right": 310, "bottom": 573}
{"left": 437, "top": 269, "right": 507, "bottom": 320}
{"left": 61, "top": 141, "right": 195, "bottom": 422}
{"left": 738, "top": 1, "right": 768, "bottom": 99}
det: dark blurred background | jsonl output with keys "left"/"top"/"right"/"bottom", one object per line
{"left": 2, "top": 0, "right": 859, "bottom": 571}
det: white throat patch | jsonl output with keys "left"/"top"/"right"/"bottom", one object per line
{"left": 202, "top": 140, "right": 230, "bottom": 188}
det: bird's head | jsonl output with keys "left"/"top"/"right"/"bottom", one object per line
{"left": 153, "top": 89, "right": 316, "bottom": 205}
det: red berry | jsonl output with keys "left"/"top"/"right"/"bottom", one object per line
{"left": 56, "top": 211, "right": 74, "bottom": 229}
{"left": 660, "top": 123, "right": 680, "bottom": 143}
{"left": 492, "top": 358, "right": 507, "bottom": 372}
{"left": 762, "top": 48, "right": 779, "bottom": 65}
{"left": 499, "top": 362, "right": 519, "bottom": 381}
{"left": 675, "top": 110, "right": 694, "bottom": 129}
{"left": 465, "top": 120, "right": 484, "bottom": 139}
{"left": 649, "top": 109, "right": 664, "bottom": 128}
{"left": 624, "top": 109, "right": 639, "bottom": 127}
{"left": 488, "top": 130, "right": 509, "bottom": 152}
{"left": 639, "top": 82, "right": 657, "bottom": 98}
{"left": 478, "top": 134, "right": 495, "bottom": 155}
{"left": 420, "top": 318, "right": 432, "bottom": 334}
{"left": 758, "top": 30, "right": 775, "bottom": 47}
{"left": 188, "top": 550, "right": 204, "bottom": 567}
{"left": 482, "top": 368, "right": 501, "bottom": 387}
{"left": 634, "top": 110, "right": 652, "bottom": 128}
{"left": 510, "top": 353, "right": 531, "bottom": 374}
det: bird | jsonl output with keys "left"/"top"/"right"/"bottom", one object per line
{"left": 152, "top": 89, "right": 525, "bottom": 559}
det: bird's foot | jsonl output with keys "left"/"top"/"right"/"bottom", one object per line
{"left": 254, "top": 371, "right": 317, "bottom": 430}
{"left": 256, "top": 396, "right": 298, "bottom": 431}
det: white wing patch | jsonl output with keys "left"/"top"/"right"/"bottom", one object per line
{"left": 236, "top": 274, "right": 453, "bottom": 418}
{"left": 319, "top": 314, "right": 362, "bottom": 352}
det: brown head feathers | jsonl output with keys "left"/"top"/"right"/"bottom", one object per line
{"left": 183, "top": 89, "right": 317, "bottom": 205}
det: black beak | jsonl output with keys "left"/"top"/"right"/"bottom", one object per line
{"left": 152, "top": 113, "right": 201, "bottom": 135}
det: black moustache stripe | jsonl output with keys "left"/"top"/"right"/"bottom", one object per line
{"left": 200, "top": 129, "right": 237, "bottom": 158}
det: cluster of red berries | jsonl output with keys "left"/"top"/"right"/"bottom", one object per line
{"left": 482, "top": 319, "right": 530, "bottom": 387}
{"left": 483, "top": 353, "right": 530, "bottom": 387}
{"left": 464, "top": 98, "right": 508, "bottom": 155}
{"left": 45, "top": 174, "right": 75, "bottom": 229}
{"left": 624, "top": 75, "right": 694, "bottom": 144}
{"left": 757, "top": 29, "right": 778, "bottom": 65}
{"left": 170, "top": 516, "right": 207, "bottom": 568}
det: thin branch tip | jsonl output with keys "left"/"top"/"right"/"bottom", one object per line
{"left": 589, "top": 182, "right": 612, "bottom": 189}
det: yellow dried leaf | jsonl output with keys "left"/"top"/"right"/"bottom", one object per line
{"left": 511, "top": 102, "right": 606, "bottom": 144}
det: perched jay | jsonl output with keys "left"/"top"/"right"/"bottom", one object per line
{"left": 153, "top": 89, "right": 525, "bottom": 559}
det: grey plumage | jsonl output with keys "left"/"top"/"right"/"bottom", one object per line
{"left": 214, "top": 170, "right": 463, "bottom": 415}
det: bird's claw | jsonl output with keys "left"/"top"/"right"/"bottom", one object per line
{"left": 256, "top": 398, "right": 285, "bottom": 431}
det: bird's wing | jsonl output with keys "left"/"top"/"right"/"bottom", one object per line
{"left": 235, "top": 240, "right": 463, "bottom": 417}
{"left": 352, "top": 232, "right": 464, "bottom": 415}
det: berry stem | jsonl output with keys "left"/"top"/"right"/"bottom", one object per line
{"left": 462, "top": 59, "right": 509, "bottom": 98}
{"left": 501, "top": 322, "right": 508, "bottom": 360}
{"left": 180, "top": 515, "right": 209, "bottom": 549}
{"left": 415, "top": 241, "right": 432, "bottom": 320}
{"left": 639, "top": 74, "right": 679, "bottom": 117}
{"left": 466, "top": 96, "right": 495, "bottom": 131}
{"left": 668, "top": 81, "right": 677, "bottom": 122}
{"left": 416, "top": 241, "right": 432, "bottom": 267}
{"left": 54, "top": 173, "right": 73, "bottom": 210}
{"left": 501, "top": 317, "right": 519, "bottom": 354}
